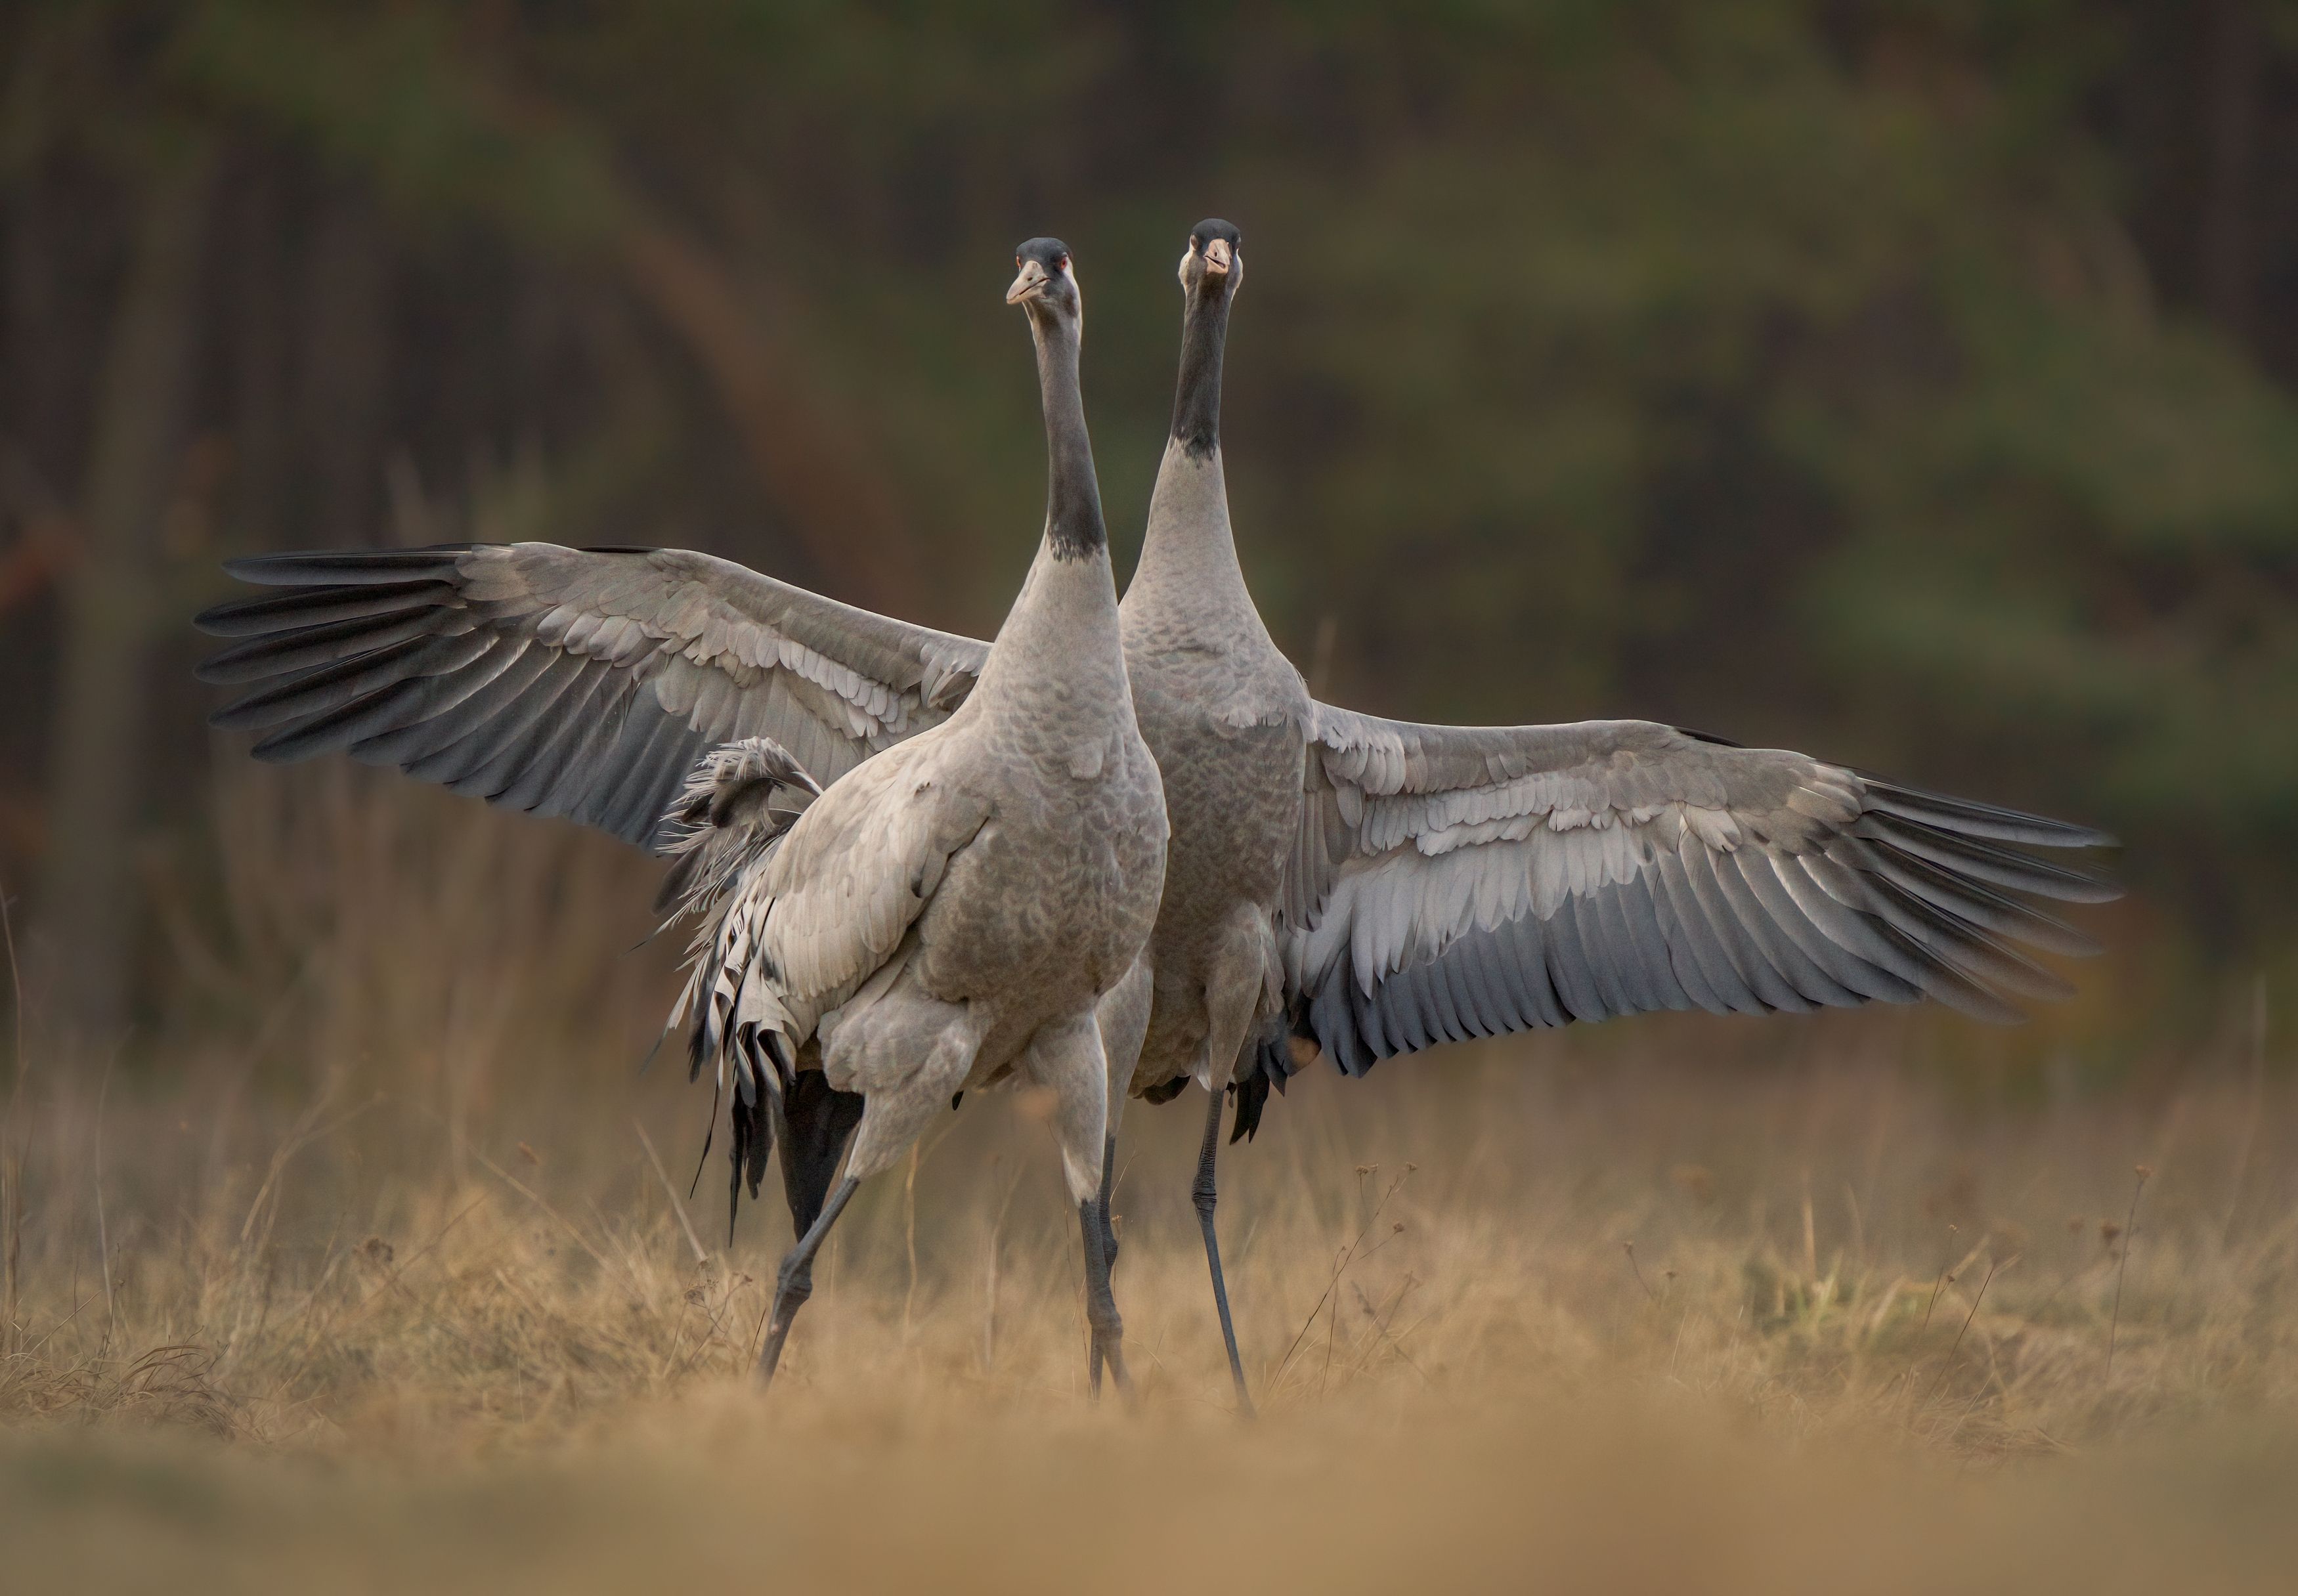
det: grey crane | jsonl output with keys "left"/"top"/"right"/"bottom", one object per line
{"left": 195, "top": 220, "right": 2115, "bottom": 1407}
{"left": 1093, "top": 221, "right": 2114, "bottom": 1412}
{"left": 197, "top": 239, "right": 1169, "bottom": 1387}
{"left": 1083, "top": 221, "right": 1311, "bottom": 1410}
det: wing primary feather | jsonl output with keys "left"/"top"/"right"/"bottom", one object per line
{"left": 1728, "top": 849, "right": 1902, "bottom": 1004}
{"left": 220, "top": 546, "right": 471, "bottom": 586}
{"left": 1676, "top": 845, "right": 1810, "bottom": 1012}
{"left": 194, "top": 579, "right": 458, "bottom": 643}
{"left": 603, "top": 715, "right": 708, "bottom": 848}
{"left": 1857, "top": 777, "right": 2116, "bottom": 849}
{"left": 353, "top": 643, "right": 563, "bottom": 775}
{"left": 1867, "top": 917, "right": 2027, "bottom": 1024}
{"left": 1863, "top": 874, "right": 2075, "bottom": 1004}
{"left": 446, "top": 654, "right": 607, "bottom": 803}
{"left": 487, "top": 665, "right": 623, "bottom": 812}
{"left": 1702, "top": 853, "right": 1843, "bottom": 1007}
{"left": 1861, "top": 815, "right": 2118, "bottom": 903}
{"left": 211, "top": 632, "right": 482, "bottom": 731}
{"left": 248, "top": 636, "right": 521, "bottom": 762}
{"left": 1856, "top": 844, "right": 2102, "bottom": 959}
{"left": 1767, "top": 854, "right": 1926, "bottom": 1002}
{"left": 198, "top": 608, "right": 451, "bottom": 685}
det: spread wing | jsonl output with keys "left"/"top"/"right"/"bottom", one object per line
{"left": 194, "top": 543, "right": 991, "bottom": 851}
{"left": 1276, "top": 707, "right": 2118, "bottom": 1076}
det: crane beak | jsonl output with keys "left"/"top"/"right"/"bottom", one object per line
{"left": 1006, "top": 259, "right": 1051, "bottom": 305}
{"left": 1202, "top": 238, "right": 1232, "bottom": 276}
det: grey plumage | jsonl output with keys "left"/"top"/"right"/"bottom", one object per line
{"left": 1267, "top": 711, "right": 2113, "bottom": 1080}
{"left": 196, "top": 221, "right": 2117, "bottom": 1402}
{"left": 196, "top": 543, "right": 987, "bottom": 853}
{"left": 198, "top": 240, "right": 1166, "bottom": 1391}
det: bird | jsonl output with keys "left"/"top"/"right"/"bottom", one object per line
{"left": 1083, "top": 220, "right": 1311, "bottom": 1412}
{"left": 194, "top": 219, "right": 2117, "bottom": 1405}
{"left": 197, "top": 238, "right": 1169, "bottom": 1389}
{"left": 1093, "top": 222, "right": 2115, "bottom": 1413}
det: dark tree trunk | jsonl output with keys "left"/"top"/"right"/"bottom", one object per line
{"left": 32, "top": 148, "right": 218, "bottom": 1045}
{"left": 297, "top": 188, "right": 390, "bottom": 546}
{"left": 2199, "top": 0, "right": 2263, "bottom": 335}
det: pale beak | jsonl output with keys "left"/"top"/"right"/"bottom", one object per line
{"left": 1006, "top": 259, "right": 1051, "bottom": 304}
{"left": 1203, "top": 238, "right": 1232, "bottom": 276}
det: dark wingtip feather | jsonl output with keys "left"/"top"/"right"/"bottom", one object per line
{"left": 1860, "top": 775, "right": 2119, "bottom": 850}
{"left": 1229, "top": 1074, "right": 1270, "bottom": 1144}
{"left": 220, "top": 544, "right": 473, "bottom": 587}
{"left": 1865, "top": 814, "right": 2123, "bottom": 904}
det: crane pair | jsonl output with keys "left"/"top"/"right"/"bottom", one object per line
{"left": 197, "top": 222, "right": 2116, "bottom": 1408}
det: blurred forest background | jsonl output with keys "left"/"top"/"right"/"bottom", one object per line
{"left": 2, "top": 0, "right": 2295, "bottom": 1051}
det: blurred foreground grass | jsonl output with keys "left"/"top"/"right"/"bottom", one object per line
{"left": 2, "top": 769, "right": 2293, "bottom": 1591}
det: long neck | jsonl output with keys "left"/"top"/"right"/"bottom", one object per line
{"left": 970, "top": 303, "right": 1129, "bottom": 721}
{"left": 1033, "top": 309, "right": 1106, "bottom": 560}
{"left": 1169, "top": 282, "right": 1230, "bottom": 462}
{"left": 1130, "top": 282, "right": 1253, "bottom": 613}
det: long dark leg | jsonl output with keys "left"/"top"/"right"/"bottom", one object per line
{"left": 757, "top": 1174, "right": 861, "bottom": 1385}
{"left": 1079, "top": 1192, "right": 1131, "bottom": 1399}
{"left": 1087, "top": 1131, "right": 1117, "bottom": 1394}
{"left": 1195, "top": 1085, "right": 1254, "bottom": 1417}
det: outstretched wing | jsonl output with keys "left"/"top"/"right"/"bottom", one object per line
{"left": 194, "top": 543, "right": 990, "bottom": 851}
{"left": 1275, "top": 707, "right": 2117, "bottom": 1076}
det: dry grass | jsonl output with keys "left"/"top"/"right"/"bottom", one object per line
{"left": 3, "top": 766, "right": 2297, "bottom": 1591}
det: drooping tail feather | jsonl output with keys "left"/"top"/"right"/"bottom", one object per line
{"left": 651, "top": 737, "right": 822, "bottom": 1238}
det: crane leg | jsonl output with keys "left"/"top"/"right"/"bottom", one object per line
{"left": 756, "top": 1173, "right": 859, "bottom": 1387}
{"left": 1079, "top": 1190, "right": 1131, "bottom": 1399}
{"left": 1086, "top": 1132, "right": 1118, "bottom": 1394}
{"left": 1194, "top": 1085, "right": 1254, "bottom": 1417}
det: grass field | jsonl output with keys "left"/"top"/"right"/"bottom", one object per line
{"left": 3, "top": 770, "right": 2294, "bottom": 1592}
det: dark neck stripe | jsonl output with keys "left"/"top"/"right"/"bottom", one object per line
{"left": 1170, "top": 284, "right": 1230, "bottom": 462}
{"left": 1033, "top": 311, "right": 1107, "bottom": 558}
